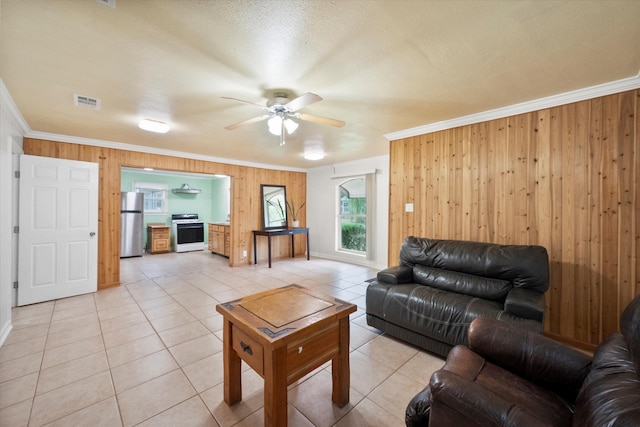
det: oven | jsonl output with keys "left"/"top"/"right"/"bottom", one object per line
{"left": 172, "top": 214, "right": 205, "bottom": 252}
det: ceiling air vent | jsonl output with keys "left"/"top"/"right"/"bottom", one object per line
{"left": 73, "top": 94, "right": 101, "bottom": 110}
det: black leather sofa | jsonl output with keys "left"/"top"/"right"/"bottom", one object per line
{"left": 405, "top": 292, "right": 640, "bottom": 426}
{"left": 366, "top": 236, "right": 549, "bottom": 357}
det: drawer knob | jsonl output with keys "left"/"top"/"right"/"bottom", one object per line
{"left": 240, "top": 341, "right": 253, "bottom": 355}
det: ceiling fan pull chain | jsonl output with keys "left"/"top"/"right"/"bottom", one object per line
{"left": 280, "top": 116, "right": 286, "bottom": 146}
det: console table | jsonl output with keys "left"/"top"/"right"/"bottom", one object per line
{"left": 253, "top": 228, "right": 310, "bottom": 268}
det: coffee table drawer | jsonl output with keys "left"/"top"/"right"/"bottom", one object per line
{"left": 287, "top": 322, "right": 339, "bottom": 380}
{"left": 232, "top": 325, "right": 264, "bottom": 375}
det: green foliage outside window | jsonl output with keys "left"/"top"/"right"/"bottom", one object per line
{"left": 341, "top": 222, "right": 366, "bottom": 252}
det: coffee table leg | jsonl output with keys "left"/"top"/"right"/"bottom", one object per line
{"left": 331, "top": 317, "right": 350, "bottom": 407}
{"left": 223, "top": 319, "right": 242, "bottom": 405}
{"left": 264, "top": 346, "right": 288, "bottom": 427}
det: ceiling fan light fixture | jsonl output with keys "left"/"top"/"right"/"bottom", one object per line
{"left": 267, "top": 116, "right": 298, "bottom": 136}
{"left": 138, "top": 119, "right": 170, "bottom": 133}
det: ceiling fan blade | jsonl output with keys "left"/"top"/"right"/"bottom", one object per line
{"left": 221, "top": 96, "right": 268, "bottom": 110}
{"left": 285, "top": 92, "right": 323, "bottom": 112}
{"left": 296, "top": 113, "right": 345, "bottom": 128}
{"left": 224, "top": 114, "right": 271, "bottom": 130}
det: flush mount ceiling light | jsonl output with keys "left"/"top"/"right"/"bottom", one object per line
{"left": 304, "top": 151, "right": 325, "bottom": 161}
{"left": 138, "top": 119, "right": 170, "bottom": 134}
{"left": 304, "top": 145, "right": 325, "bottom": 160}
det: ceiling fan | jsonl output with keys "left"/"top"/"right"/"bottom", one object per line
{"left": 223, "top": 91, "right": 345, "bottom": 146}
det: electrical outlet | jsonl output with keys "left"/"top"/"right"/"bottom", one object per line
{"left": 405, "top": 203, "right": 414, "bottom": 212}
{"left": 242, "top": 250, "right": 247, "bottom": 257}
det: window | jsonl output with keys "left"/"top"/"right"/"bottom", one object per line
{"left": 337, "top": 177, "right": 367, "bottom": 254}
{"left": 132, "top": 182, "right": 168, "bottom": 213}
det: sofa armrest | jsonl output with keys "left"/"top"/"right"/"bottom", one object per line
{"left": 376, "top": 265, "right": 413, "bottom": 284}
{"left": 429, "top": 370, "right": 549, "bottom": 427}
{"left": 504, "top": 287, "right": 545, "bottom": 322}
{"left": 469, "top": 317, "right": 592, "bottom": 403}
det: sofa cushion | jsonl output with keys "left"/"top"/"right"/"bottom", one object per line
{"left": 413, "top": 264, "right": 511, "bottom": 301}
{"left": 399, "top": 236, "right": 549, "bottom": 292}
{"left": 366, "top": 282, "right": 504, "bottom": 346}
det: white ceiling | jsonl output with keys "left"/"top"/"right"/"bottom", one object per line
{"left": 2, "top": 0, "right": 639, "bottom": 169}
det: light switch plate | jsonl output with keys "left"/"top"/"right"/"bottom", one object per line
{"left": 405, "top": 203, "right": 414, "bottom": 212}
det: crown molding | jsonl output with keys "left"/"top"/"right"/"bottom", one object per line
{"left": 385, "top": 70, "right": 640, "bottom": 141}
{"left": 24, "top": 130, "right": 307, "bottom": 173}
{"left": 0, "top": 79, "right": 31, "bottom": 136}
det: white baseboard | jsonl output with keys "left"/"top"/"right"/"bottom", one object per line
{"left": 310, "top": 251, "right": 387, "bottom": 271}
{"left": 0, "top": 321, "right": 13, "bottom": 348}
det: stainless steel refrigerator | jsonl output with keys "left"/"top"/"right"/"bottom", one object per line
{"left": 120, "top": 192, "right": 144, "bottom": 257}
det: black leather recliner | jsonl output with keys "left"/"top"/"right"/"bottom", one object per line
{"left": 366, "top": 236, "right": 549, "bottom": 357}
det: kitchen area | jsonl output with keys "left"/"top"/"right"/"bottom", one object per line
{"left": 120, "top": 167, "right": 231, "bottom": 258}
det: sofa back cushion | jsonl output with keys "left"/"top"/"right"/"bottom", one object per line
{"left": 399, "top": 236, "right": 549, "bottom": 292}
{"left": 413, "top": 265, "right": 511, "bottom": 301}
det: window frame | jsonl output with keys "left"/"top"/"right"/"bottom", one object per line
{"left": 132, "top": 181, "right": 169, "bottom": 214}
{"left": 336, "top": 176, "right": 368, "bottom": 256}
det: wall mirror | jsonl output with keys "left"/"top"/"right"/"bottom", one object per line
{"left": 261, "top": 184, "right": 288, "bottom": 230}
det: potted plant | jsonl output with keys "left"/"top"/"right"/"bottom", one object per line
{"left": 286, "top": 198, "right": 305, "bottom": 228}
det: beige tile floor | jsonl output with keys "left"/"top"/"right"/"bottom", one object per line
{"left": 0, "top": 252, "right": 445, "bottom": 427}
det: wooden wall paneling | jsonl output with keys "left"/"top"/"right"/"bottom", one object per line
{"left": 387, "top": 89, "right": 639, "bottom": 349}
{"left": 617, "top": 92, "right": 640, "bottom": 310}
{"left": 588, "top": 96, "right": 604, "bottom": 343}
{"left": 508, "top": 114, "right": 528, "bottom": 244}
{"left": 421, "top": 135, "right": 433, "bottom": 238}
{"left": 557, "top": 104, "right": 576, "bottom": 338}
{"left": 452, "top": 127, "right": 463, "bottom": 240}
{"left": 415, "top": 136, "right": 427, "bottom": 239}
{"left": 102, "top": 150, "right": 122, "bottom": 288}
{"left": 463, "top": 126, "right": 471, "bottom": 239}
{"left": 438, "top": 130, "right": 448, "bottom": 238}
{"left": 440, "top": 130, "right": 451, "bottom": 238}
{"left": 600, "top": 94, "right": 622, "bottom": 337}
{"left": 475, "top": 122, "right": 489, "bottom": 242}
{"left": 493, "top": 118, "right": 507, "bottom": 242}
{"left": 572, "top": 101, "right": 591, "bottom": 342}
{"left": 405, "top": 137, "right": 416, "bottom": 239}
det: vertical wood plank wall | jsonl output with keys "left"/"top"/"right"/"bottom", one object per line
{"left": 22, "top": 138, "right": 307, "bottom": 290}
{"left": 388, "top": 89, "right": 639, "bottom": 348}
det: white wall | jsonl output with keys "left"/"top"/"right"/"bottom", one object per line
{"left": 307, "top": 155, "right": 389, "bottom": 270}
{"left": 0, "top": 80, "right": 27, "bottom": 346}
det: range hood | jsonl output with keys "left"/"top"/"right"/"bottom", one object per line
{"left": 172, "top": 183, "right": 202, "bottom": 194}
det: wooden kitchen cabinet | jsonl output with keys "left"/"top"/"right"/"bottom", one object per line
{"left": 147, "top": 224, "right": 171, "bottom": 254}
{"left": 209, "top": 223, "right": 230, "bottom": 257}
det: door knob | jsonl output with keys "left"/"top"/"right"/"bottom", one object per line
{"left": 90, "top": 232, "right": 96, "bottom": 237}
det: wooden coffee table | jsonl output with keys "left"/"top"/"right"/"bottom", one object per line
{"left": 216, "top": 284, "right": 357, "bottom": 427}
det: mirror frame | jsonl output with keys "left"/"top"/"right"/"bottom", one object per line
{"left": 261, "top": 184, "right": 288, "bottom": 230}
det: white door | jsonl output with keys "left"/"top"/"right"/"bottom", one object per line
{"left": 18, "top": 155, "right": 99, "bottom": 306}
